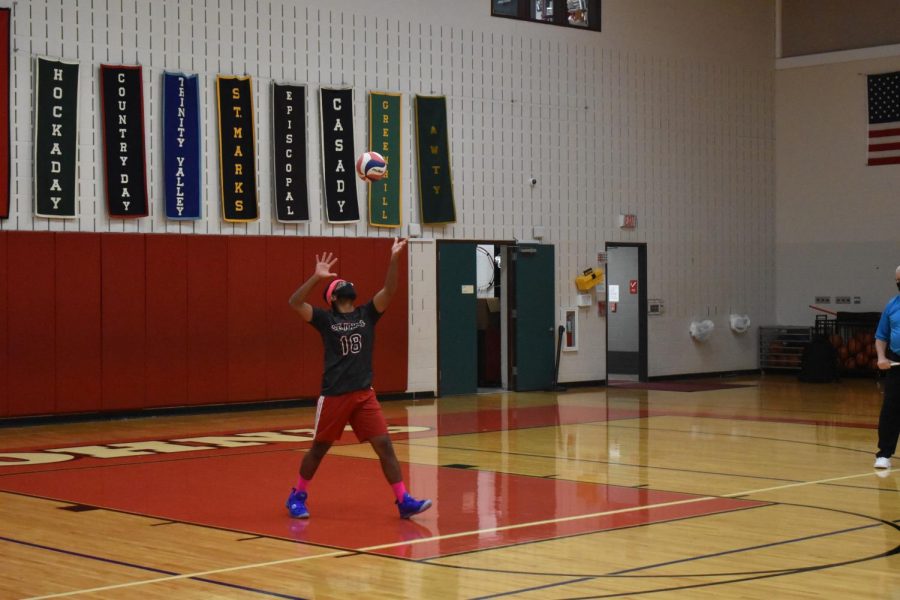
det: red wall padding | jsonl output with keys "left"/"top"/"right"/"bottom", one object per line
{"left": 1, "top": 231, "right": 409, "bottom": 417}
{"left": 7, "top": 232, "right": 55, "bottom": 416}
{"left": 146, "top": 235, "right": 189, "bottom": 408}
{"left": 101, "top": 235, "right": 147, "bottom": 410}
{"left": 0, "top": 231, "right": 7, "bottom": 416}
{"left": 55, "top": 234, "right": 102, "bottom": 414}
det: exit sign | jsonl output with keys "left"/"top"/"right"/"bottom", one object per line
{"left": 618, "top": 214, "right": 637, "bottom": 229}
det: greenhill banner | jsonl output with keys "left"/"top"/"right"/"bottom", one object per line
{"left": 414, "top": 95, "right": 455, "bottom": 224}
{"left": 368, "top": 92, "right": 401, "bottom": 228}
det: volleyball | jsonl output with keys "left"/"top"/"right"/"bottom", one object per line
{"left": 355, "top": 151, "right": 387, "bottom": 182}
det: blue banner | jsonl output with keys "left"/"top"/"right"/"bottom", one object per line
{"left": 163, "top": 72, "right": 201, "bottom": 219}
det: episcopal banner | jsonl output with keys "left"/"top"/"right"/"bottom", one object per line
{"left": 100, "top": 64, "right": 149, "bottom": 217}
{"left": 216, "top": 75, "right": 259, "bottom": 222}
{"left": 272, "top": 82, "right": 308, "bottom": 222}
{"left": 162, "top": 72, "right": 201, "bottom": 219}
{"left": 0, "top": 8, "right": 9, "bottom": 218}
{"left": 414, "top": 95, "right": 455, "bottom": 224}
{"left": 34, "top": 57, "right": 79, "bottom": 218}
{"left": 368, "top": 92, "right": 401, "bottom": 228}
{"left": 319, "top": 87, "right": 359, "bottom": 223}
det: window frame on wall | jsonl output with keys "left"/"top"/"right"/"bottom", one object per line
{"left": 490, "top": 0, "right": 601, "bottom": 32}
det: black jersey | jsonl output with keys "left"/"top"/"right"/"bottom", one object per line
{"left": 309, "top": 300, "right": 383, "bottom": 396}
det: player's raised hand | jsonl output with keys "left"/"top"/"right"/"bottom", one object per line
{"left": 390, "top": 237, "right": 407, "bottom": 260}
{"left": 315, "top": 252, "right": 338, "bottom": 279}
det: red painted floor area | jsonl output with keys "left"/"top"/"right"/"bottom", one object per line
{"left": 0, "top": 451, "right": 765, "bottom": 559}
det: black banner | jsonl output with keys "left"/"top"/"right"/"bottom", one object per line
{"left": 216, "top": 75, "right": 259, "bottom": 222}
{"left": 100, "top": 64, "right": 149, "bottom": 217}
{"left": 34, "top": 57, "right": 79, "bottom": 218}
{"left": 272, "top": 82, "right": 308, "bottom": 222}
{"left": 415, "top": 95, "right": 456, "bottom": 224}
{"left": 319, "top": 87, "right": 359, "bottom": 223}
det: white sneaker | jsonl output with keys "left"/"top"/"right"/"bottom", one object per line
{"left": 873, "top": 457, "right": 891, "bottom": 469}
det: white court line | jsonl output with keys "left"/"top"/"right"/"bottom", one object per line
{"left": 25, "top": 468, "right": 892, "bottom": 599}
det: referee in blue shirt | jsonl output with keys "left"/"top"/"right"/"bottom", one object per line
{"left": 874, "top": 265, "right": 900, "bottom": 469}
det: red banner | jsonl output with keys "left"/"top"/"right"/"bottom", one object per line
{"left": 0, "top": 9, "right": 10, "bottom": 218}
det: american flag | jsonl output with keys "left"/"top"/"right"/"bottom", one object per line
{"left": 867, "top": 71, "right": 900, "bottom": 166}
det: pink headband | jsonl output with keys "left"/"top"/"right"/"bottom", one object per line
{"left": 325, "top": 278, "right": 346, "bottom": 302}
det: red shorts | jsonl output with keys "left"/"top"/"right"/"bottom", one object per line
{"left": 314, "top": 388, "right": 389, "bottom": 443}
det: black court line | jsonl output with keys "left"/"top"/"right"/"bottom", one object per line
{"left": 0, "top": 535, "right": 307, "bottom": 599}
{"left": 149, "top": 520, "right": 177, "bottom": 527}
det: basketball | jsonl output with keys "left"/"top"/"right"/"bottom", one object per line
{"left": 356, "top": 151, "right": 387, "bottom": 182}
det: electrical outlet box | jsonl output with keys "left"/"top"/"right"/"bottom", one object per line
{"left": 814, "top": 296, "right": 831, "bottom": 304}
{"left": 835, "top": 296, "right": 852, "bottom": 305}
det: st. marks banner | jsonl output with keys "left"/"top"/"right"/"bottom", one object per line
{"left": 34, "top": 56, "right": 79, "bottom": 218}
{"left": 162, "top": 71, "right": 201, "bottom": 219}
{"left": 216, "top": 75, "right": 259, "bottom": 222}
{"left": 0, "top": 8, "right": 9, "bottom": 219}
{"left": 414, "top": 95, "right": 455, "bottom": 224}
{"left": 100, "top": 64, "right": 149, "bottom": 217}
{"left": 319, "top": 87, "right": 359, "bottom": 223}
{"left": 368, "top": 92, "right": 401, "bottom": 228}
{"left": 272, "top": 82, "right": 308, "bottom": 222}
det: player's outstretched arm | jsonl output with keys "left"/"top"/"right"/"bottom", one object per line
{"left": 373, "top": 238, "right": 407, "bottom": 313}
{"left": 289, "top": 252, "right": 338, "bottom": 322}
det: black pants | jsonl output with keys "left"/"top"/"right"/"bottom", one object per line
{"left": 877, "top": 367, "right": 900, "bottom": 458}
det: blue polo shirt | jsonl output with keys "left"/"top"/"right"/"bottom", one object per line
{"left": 875, "top": 296, "right": 900, "bottom": 355}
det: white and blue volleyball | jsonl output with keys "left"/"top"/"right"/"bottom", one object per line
{"left": 355, "top": 151, "right": 387, "bottom": 182}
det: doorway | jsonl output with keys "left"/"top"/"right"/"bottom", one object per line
{"left": 605, "top": 243, "right": 648, "bottom": 382}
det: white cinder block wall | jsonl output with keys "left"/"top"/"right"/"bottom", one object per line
{"left": 1, "top": 0, "right": 776, "bottom": 391}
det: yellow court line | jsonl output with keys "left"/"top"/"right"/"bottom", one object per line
{"left": 25, "top": 468, "right": 892, "bottom": 599}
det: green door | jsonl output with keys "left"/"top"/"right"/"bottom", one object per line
{"left": 438, "top": 242, "right": 477, "bottom": 396}
{"left": 514, "top": 244, "right": 556, "bottom": 391}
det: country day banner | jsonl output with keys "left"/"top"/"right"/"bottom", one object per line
{"left": 414, "top": 95, "right": 455, "bottom": 224}
{"left": 100, "top": 64, "right": 149, "bottom": 217}
{"left": 34, "top": 56, "right": 79, "bottom": 218}
{"left": 368, "top": 92, "right": 401, "bottom": 228}
{"left": 162, "top": 72, "right": 202, "bottom": 219}
{"left": 216, "top": 75, "right": 259, "bottom": 222}
{"left": 272, "top": 82, "right": 308, "bottom": 222}
{"left": 0, "top": 8, "right": 9, "bottom": 218}
{"left": 319, "top": 87, "right": 359, "bottom": 223}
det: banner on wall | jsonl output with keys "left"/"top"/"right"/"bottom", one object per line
{"left": 0, "top": 8, "right": 9, "bottom": 219}
{"left": 414, "top": 95, "right": 455, "bottom": 224}
{"left": 216, "top": 75, "right": 259, "bottom": 222}
{"left": 272, "top": 82, "right": 308, "bottom": 222}
{"left": 866, "top": 71, "right": 900, "bottom": 166}
{"left": 162, "top": 72, "right": 202, "bottom": 219}
{"left": 319, "top": 87, "right": 359, "bottom": 223}
{"left": 100, "top": 64, "right": 149, "bottom": 217}
{"left": 34, "top": 56, "right": 79, "bottom": 219}
{"left": 368, "top": 92, "right": 402, "bottom": 228}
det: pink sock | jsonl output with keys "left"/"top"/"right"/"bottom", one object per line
{"left": 391, "top": 481, "right": 407, "bottom": 502}
{"left": 296, "top": 476, "right": 310, "bottom": 492}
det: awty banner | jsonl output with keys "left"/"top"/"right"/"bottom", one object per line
{"left": 34, "top": 56, "right": 79, "bottom": 219}
{"left": 368, "top": 92, "right": 401, "bottom": 228}
{"left": 272, "top": 82, "right": 308, "bottom": 222}
{"left": 0, "top": 8, "right": 9, "bottom": 219}
{"left": 319, "top": 87, "right": 359, "bottom": 223}
{"left": 162, "top": 71, "right": 201, "bottom": 219}
{"left": 414, "top": 95, "right": 455, "bottom": 224}
{"left": 100, "top": 64, "right": 149, "bottom": 217}
{"left": 216, "top": 75, "right": 259, "bottom": 222}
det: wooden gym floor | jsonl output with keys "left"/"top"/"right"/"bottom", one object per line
{"left": 1, "top": 374, "right": 898, "bottom": 599}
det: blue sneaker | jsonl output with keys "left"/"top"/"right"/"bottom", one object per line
{"left": 286, "top": 488, "right": 309, "bottom": 519}
{"left": 396, "top": 493, "right": 432, "bottom": 519}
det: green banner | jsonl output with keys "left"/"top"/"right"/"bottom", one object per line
{"left": 414, "top": 95, "right": 455, "bottom": 224}
{"left": 368, "top": 92, "right": 402, "bottom": 227}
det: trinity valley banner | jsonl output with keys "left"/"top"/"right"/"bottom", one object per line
{"left": 319, "top": 87, "right": 359, "bottom": 223}
{"left": 34, "top": 56, "right": 79, "bottom": 218}
{"left": 272, "top": 82, "right": 308, "bottom": 222}
{"left": 100, "top": 64, "right": 149, "bottom": 217}
{"left": 162, "top": 72, "right": 201, "bottom": 219}
{"left": 368, "top": 92, "right": 401, "bottom": 228}
{"left": 415, "top": 95, "right": 455, "bottom": 224}
{"left": 216, "top": 75, "right": 259, "bottom": 222}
